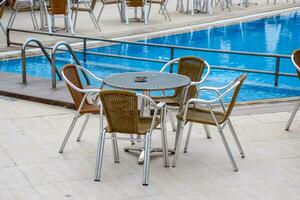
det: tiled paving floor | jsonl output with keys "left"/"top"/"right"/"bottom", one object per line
{"left": 0, "top": 96, "right": 299, "bottom": 199}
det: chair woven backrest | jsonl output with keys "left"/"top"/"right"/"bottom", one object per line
{"left": 222, "top": 74, "right": 247, "bottom": 122}
{"left": 126, "top": 0, "right": 143, "bottom": 7}
{"left": 174, "top": 57, "right": 206, "bottom": 102}
{"left": 62, "top": 64, "right": 86, "bottom": 109}
{"left": 292, "top": 49, "right": 300, "bottom": 79}
{"left": 50, "top": 0, "right": 67, "bottom": 15}
{"left": 99, "top": 90, "right": 139, "bottom": 134}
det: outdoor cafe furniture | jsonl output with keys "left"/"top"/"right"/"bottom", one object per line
{"left": 152, "top": 56, "right": 211, "bottom": 143}
{"left": 42, "top": 0, "right": 74, "bottom": 34}
{"left": 172, "top": 74, "right": 247, "bottom": 171}
{"left": 122, "top": 0, "right": 150, "bottom": 24}
{"left": 94, "top": 90, "right": 169, "bottom": 186}
{"left": 96, "top": 0, "right": 121, "bottom": 22}
{"left": 103, "top": 71, "right": 191, "bottom": 163}
{"left": 0, "top": 0, "right": 5, "bottom": 34}
{"left": 59, "top": 64, "right": 103, "bottom": 153}
{"left": 7, "top": 0, "right": 39, "bottom": 30}
{"left": 285, "top": 49, "right": 300, "bottom": 131}
{"left": 147, "top": 0, "right": 171, "bottom": 21}
{"left": 71, "top": 0, "right": 101, "bottom": 31}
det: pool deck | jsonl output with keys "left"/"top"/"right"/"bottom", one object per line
{"left": 0, "top": 0, "right": 300, "bottom": 54}
{"left": 0, "top": 95, "right": 299, "bottom": 199}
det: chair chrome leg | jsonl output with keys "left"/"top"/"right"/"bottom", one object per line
{"left": 174, "top": 119, "right": 182, "bottom": 150}
{"left": 142, "top": 132, "right": 151, "bottom": 186}
{"left": 76, "top": 114, "right": 90, "bottom": 142}
{"left": 227, "top": 119, "right": 245, "bottom": 158}
{"left": 95, "top": 130, "right": 106, "bottom": 181}
{"left": 111, "top": 133, "right": 120, "bottom": 163}
{"left": 203, "top": 125, "right": 211, "bottom": 139}
{"left": 184, "top": 122, "right": 193, "bottom": 153}
{"left": 96, "top": 4, "right": 105, "bottom": 23}
{"left": 168, "top": 111, "right": 176, "bottom": 131}
{"left": 130, "top": 134, "right": 135, "bottom": 145}
{"left": 217, "top": 126, "right": 238, "bottom": 171}
{"left": 59, "top": 112, "right": 81, "bottom": 153}
{"left": 0, "top": 22, "right": 5, "bottom": 34}
{"left": 160, "top": 106, "right": 169, "bottom": 167}
{"left": 285, "top": 99, "right": 300, "bottom": 131}
{"left": 172, "top": 120, "right": 184, "bottom": 167}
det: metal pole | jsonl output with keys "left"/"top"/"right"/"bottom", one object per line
{"left": 274, "top": 57, "right": 280, "bottom": 86}
{"left": 83, "top": 38, "right": 87, "bottom": 63}
{"left": 6, "top": 29, "right": 10, "bottom": 47}
{"left": 170, "top": 48, "right": 174, "bottom": 73}
{"left": 21, "top": 48, "right": 26, "bottom": 84}
{"left": 51, "top": 52, "right": 57, "bottom": 89}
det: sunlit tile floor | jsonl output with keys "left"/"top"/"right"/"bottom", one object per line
{"left": 0, "top": 96, "right": 299, "bottom": 200}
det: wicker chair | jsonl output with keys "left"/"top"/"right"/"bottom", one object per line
{"left": 0, "top": 0, "right": 6, "bottom": 34}
{"left": 285, "top": 49, "right": 300, "bottom": 131}
{"left": 59, "top": 64, "right": 103, "bottom": 153}
{"left": 124, "top": 0, "right": 149, "bottom": 24}
{"left": 7, "top": 0, "right": 39, "bottom": 30}
{"left": 96, "top": 0, "right": 121, "bottom": 22}
{"left": 44, "top": 0, "right": 74, "bottom": 34}
{"left": 172, "top": 74, "right": 247, "bottom": 172}
{"left": 153, "top": 56, "right": 211, "bottom": 141}
{"left": 71, "top": 0, "right": 101, "bottom": 31}
{"left": 147, "top": 0, "right": 170, "bottom": 21}
{"left": 95, "top": 90, "right": 169, "bottom": 186}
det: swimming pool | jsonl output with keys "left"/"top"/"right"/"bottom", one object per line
{"left": 1, "top": 10, "right": 300, "bottom": 102}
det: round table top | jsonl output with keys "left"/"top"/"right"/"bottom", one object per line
{"left": 103, "top": 72, "right": 191, "bottom": 91}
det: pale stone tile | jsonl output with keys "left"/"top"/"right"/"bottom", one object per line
{"left": 0, "top": 187, "right": 42, "bottom": 200}
{"left": 0, "top": 167, "right": 31, "bottom": 190}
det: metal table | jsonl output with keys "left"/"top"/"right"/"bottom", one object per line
{"left": 103, "top": 72, "right": 191, "bottom": 164}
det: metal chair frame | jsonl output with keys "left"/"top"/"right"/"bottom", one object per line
{"left": 147, "top": 0, "right": 171, "bottom": 21}
{"left": 96, "top": 0, "right": 121, "bottom": 23}
{"left": 94, "top": 91, "right": 169, "bottom": 186}
{"left": 59, "top": 65, "right": 103, "bottom": 153}
{"left": 172, "top": 75, "right": 246, "bottom": 171}
{"left": 267, "top": 0, "right": 295, "bottom": 4}
{"left": 285, "top": 49, "right": 300, "bottom": 131}
{"left": 159, "top": 57, "right": 211, "bottom": 141}
{"left": 123, "top": 0, "right": 150, "bottom": 25}
{"left": 7, "top": 0, "right": 39, "bottom": 30}
{"left": 72, "top": 0, "right": 101, "bottom": 31}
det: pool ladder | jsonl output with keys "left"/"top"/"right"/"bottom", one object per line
{"left": 21, "top": 38, "right": 90, "bottom": 89}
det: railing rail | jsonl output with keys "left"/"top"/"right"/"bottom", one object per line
{"left": 8, "top": 28, "right": 297, "bottom": 87}
{"left": 51, "top": 41, "right": 90, "bottom": 88}
{"left": 21, "top": 38, "right": 62, "bottom": 85}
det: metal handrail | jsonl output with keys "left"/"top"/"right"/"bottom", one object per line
{"left": 8, "top": 28, "right": 297, "bottom": 86}
{"left": 21, "top": 38, "right": 62, "bottom": 85}
{"left": 51, "top": 41, "right": 90, "bottom": 88}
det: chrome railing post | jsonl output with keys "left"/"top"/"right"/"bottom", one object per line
{"left": 51, "top": 51, "right": 57, "bottom": 89}
{"left": 274, "top": 57, "right": 280, "bottom": 86}
{"left": 21, "top": 47, "right": 26, "bottom": 84}
{"left": 6, "top": 28, "right": 10, "bottom": 47}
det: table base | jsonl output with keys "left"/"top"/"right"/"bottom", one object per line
{"left": 124, "top": 146, "right": 175, "bottom": 164}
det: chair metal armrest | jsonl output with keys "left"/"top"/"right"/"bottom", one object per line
{"left": 190, "top": 61, "right": 211, "bottom": 87}
{"left": 160, "top": 58, "right": 180, "bottom": 72}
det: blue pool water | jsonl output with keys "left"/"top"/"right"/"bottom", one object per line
{"left": 1, "top": 10, "right": 300, "bottom": 101}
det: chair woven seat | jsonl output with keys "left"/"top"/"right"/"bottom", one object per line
{"left": 80, "top": 103, "right": 99, "bottom": 114}
{"left": 177, "top": 108, "right": 225, "bottom": 125}
{"left": 152, "top": 96, "right": 181, "bottom": 106}
{"left": 106, "top": 116, "right": 160, "bottom": 135}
